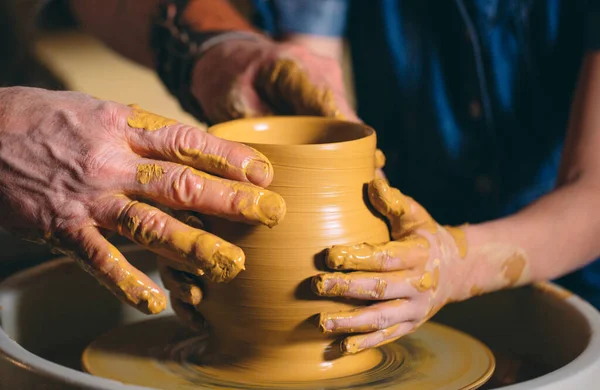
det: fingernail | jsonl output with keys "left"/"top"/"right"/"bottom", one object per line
{"left": 341, "top": 338, "right": 362, "bottom": 355}
{"left": 207, "top": 244, "right": 245, "bottom": 283}
{"left": 245, "top": 158, "right": 273, "bottom": 186}
{"left": 141, "top": 291, "right": 168, "bottom": 315}
{"left": 326, "top": 246, "right": 348, "bottom": 270}
{"left": 311, "top": 274, "right": 330, "bottom": 295}
{"left": 375, "top": 149, "right": 386, "bottom": 169}
{"left": 318, "top": 313, "right": 335, "bottom": 333}
{"left": 258, "top": 191, "right": 286, "bottom": 228}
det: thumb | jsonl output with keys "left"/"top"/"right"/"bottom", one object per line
{"left": 368, "top": 179, "right": 438, "bottom": 238}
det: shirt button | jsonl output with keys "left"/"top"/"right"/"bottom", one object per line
{"left": 475, "top": 175, "right": 494, "bottom": 194}
{"left": 469, "top": 100, "right": 482, "bottom": 119}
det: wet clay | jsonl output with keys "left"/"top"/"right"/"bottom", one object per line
{"left": 175, "top": 148, "right": 273, "bottom": 185}
{"left": 189, "top": 169, "right": 286, "bottom": 228}
{"left": 258, "top": 59, "right": 343, "bottom": 118}
{"left": 375, "top": 149, "right": 386, "bottom": 169}
{"left": 185, "top": 117, "right": 391, "bottom": 382}
{"left": 502, "top": 253, "right": 527, "bottom": 287}
{"left": 83, "top": 316, "right": 495, "bottom": 389}
{"left": 127, "top": 104, "right": 177, "bottom": 131}
{"left": 413, "top": 271, "right": 433, "bottom": 292}
{"left": 115, "top": 201, "right": 245, "bottom": 283}
{"left": 14, "top": 228, "right": 166, "bottom": 315}
{"left": 136, "top": 163, "right": 164, "bottom": 184}
{"left": 445, "top": 225, "right": 468, "bottom": 258}
{"left": 368, "top": 179, "right": 438, "bottom": 235}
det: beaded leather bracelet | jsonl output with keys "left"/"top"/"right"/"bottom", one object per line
{"left": 151, "top": 0, "right": 262, "bottom": 123}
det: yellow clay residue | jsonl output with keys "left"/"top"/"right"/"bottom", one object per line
{"left": 470, "top": 285, "right": 484, "bottom": 297}
{"left": 368, "top": 179, "right": 438, "bottom": 234}
{"left": 122, "top": 213, "right": 161, "bottom": 246}
{"left": 342, "top": 323, "right": 406, "bottom": 354}
{"left": 127, "top": 104, "right": 177, "bottom": 131}
{"left": 259, "top": 59, "right": 342, "bottom": 118}
{"left": 190, "top": 169, "right": 286, "bottom": 228}
{"left": 413, "top": 272, "right": 433, "bottom": 292}
{"left": 104, "top": 247, "right": 166, "bottom": 314}
{"left": 432, "top": 266, "right": 440, "bottom": 292}
{"left": 502, "top": 253, "right": 527, "bottom": 287}
{"left": 170, "top": 230, "right": 245, "bottom": 283}
{"left": 444, "top": 224, "right": 468, "bottom": 258}
{"left": 327, "top": 236, "right": 430, "bottom": 272}
{"left": 318, "top": 310, "right": 379, "bottom": 334}
{"left": 159, "top": 265, "right": 203, "bottom": 306}
{"left": 136, "top": 164, "right": 164, "bottom": 184}
{"left": 176, "top": 148, "right": 273, "bottom": 185}
{"left": 375, "top": 149, "right": 386, "bottom": 169}
{"left": 312, "top": 273, "right": 349, "bottom": 296}
{"left": 326, "top": 243, "right": 381, "bottom": 271}
{"left": 373, "top": 278, "right": 387, "bottom": 298}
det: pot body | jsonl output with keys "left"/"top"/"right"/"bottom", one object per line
{"left": 201, "top": 117, "right": 390, "bottom": 382}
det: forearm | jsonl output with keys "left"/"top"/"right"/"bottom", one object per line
{"left": 456, "top": 52, "right": 600, "bottom": 299}
{"left": 69, "top": 0, "right": 255, "bottom": 68}
{"left": 462, "top": 182, "right": 600, "bottom": 296}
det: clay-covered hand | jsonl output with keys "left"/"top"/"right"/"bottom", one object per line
{"left": 0, "top": 87, "right": 285, "bottom": 315}
{"left": 192, "top": 35, "right": 388, "bottom": 180}
{"left": 192, "top": 36, "right": 356, "bottom": 123}
{"left": 312, "top": 179, "right": 471, "bottom": 354}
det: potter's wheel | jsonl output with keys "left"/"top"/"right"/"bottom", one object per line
{"left": 82, "top": 317, "right": 494, "bottom": 389}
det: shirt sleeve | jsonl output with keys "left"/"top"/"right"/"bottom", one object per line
{"left": 588, "top": 1, "right": 600, "bottom": 50}
{"left": 252, "top": 0, "right": 349, "bottom": 37}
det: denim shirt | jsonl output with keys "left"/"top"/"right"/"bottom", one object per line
{"left": 254, "top": 0, "right": 600, "bottom": 303}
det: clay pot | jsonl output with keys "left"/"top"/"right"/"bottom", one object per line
{"left": 200, "top": 117, "right": 390, "bottom": 382}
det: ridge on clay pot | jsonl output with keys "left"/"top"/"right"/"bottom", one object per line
{"left": 191, "top": 117, "right": 390, "bottom": 383}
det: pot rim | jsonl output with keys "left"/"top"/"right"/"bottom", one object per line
{"left": 207, "top": 116, "right": 376, "bottom": 150}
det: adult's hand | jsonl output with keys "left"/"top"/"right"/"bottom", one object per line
{"left": 191, "top": 36, "right": 357, "bottom": 123}
{"left": 312, "top": 179, "right": 474, "bottom": 354}
{"left": 0, "top": 86, "right": 285, "bottom": 315}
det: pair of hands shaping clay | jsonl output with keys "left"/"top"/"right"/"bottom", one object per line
{"left": 0, "top": 37, "right": 488, "bottom": 354}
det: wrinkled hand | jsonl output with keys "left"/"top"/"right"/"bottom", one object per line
{"left": 312, "top": 179, "right": 470, "bottom": 354}
{"left": 0, "top": 87, "right": 285, "bottom": 314}
{"left": 191, "top": 36, "right": 357, "bottom": 123}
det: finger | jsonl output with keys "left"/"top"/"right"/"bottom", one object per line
{"left": 368, "top": 179, "right": 437, "bottom": 237}
{"left": 341, "top": 321, "right": 415, "bottom": 355}
{"left": 127, "top": 159, "right": 286, "bottom": 227}
{"left": 213, "top": 83, "right": 276, "bottom": 123}
{"left": 61, "top": 226, "right": 167, "bottom": 315}
{"left": 154, "top": 255, "right": 207, "bottom": 277}
{"left": 126, "top": 104, "right": 274, "bottom": 187}
{"left": 158, "top": 260, "right": 203, "bottom": 306}
{"left": 312, "top": 270, "right": 436, "bottom": 300}
{"left": 99, "top": 197, "right": 245, "bottom": 283}
{"left": 258, "top": 58, "right": 349, "bottom": 118}
{"left": 170, "top": 296, "right": 205, "bottom": 331}
{"left": 326, "top": 235, "right": 430, "bottom": 271}
{"left": 318, "top": 299, "right": 415, "bottom": 334}
{"left": 375, "top": 149, "right": 386, "bottom": 170}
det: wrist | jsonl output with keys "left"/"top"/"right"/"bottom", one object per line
{"left": 151, "top": 1, "right": 268, "bottom": 122}
{"left": 280, "top": 34, "right": 344, "bottom": 62}
{"left": 452, "top": 222, "right": 531, "bottom": 301}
